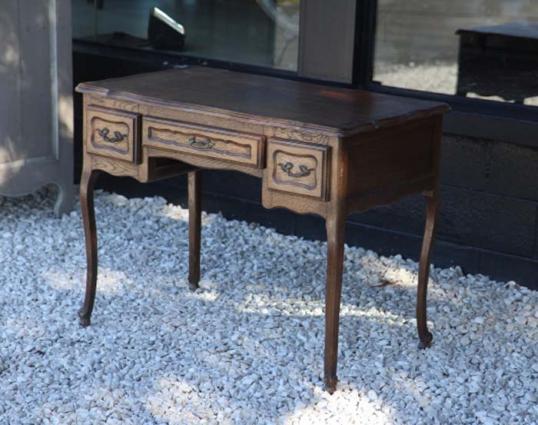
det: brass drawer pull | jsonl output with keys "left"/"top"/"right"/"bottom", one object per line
{"left": 96, "top": 127, "right": 127, "bottom": 144}
{"left": 189, "top": 136, "right": 215, "bottom": 150}
{"left": 278, "top": 161, "right": 314, "bottom": 178}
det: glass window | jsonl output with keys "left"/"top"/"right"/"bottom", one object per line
{"left": 374, "top": 1, "right": 538, "bottom": 107}
{"left": 72, "top": 0, "right": 301, "bottom": 71}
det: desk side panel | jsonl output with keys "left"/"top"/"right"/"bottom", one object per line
{"left": 345, "top": 116, "right": 441, "bottom": 212}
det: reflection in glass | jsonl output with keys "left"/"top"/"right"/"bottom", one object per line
{"left": 72, "top": 0, "right": 300, "bottom": 71}
{"left": 374, "top": 1, "right": 538, "bottom": 106}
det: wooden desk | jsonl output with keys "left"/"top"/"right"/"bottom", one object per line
{"left": 76, "top": 66, "right": 449, "bottom": 393}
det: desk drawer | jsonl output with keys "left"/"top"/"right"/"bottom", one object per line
{"left": 86, "top": 106, "right": 140, "bottom": 163}
{"left": 266, "top": 139, "right": 330, "bottom": 200}
{"left": 143, "top": 117, "right": 265, "bottom": 168}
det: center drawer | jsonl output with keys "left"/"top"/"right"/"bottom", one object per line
{"left": 143, "top": 117, "right": 265, "bottom": 168}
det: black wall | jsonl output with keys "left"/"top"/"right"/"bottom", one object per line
{"left": 74, "top": 47, "right": 538, "bottom": 290}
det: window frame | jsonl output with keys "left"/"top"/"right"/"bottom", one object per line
{"left": 353, "top": 0, "right": 538, "bottom": 147}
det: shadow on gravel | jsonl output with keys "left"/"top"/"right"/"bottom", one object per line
{"left": 1, "top": 192, "right": 535, "bottom": 424}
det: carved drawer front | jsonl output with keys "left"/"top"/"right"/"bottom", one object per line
{"left": 266, "top": 139, "right": 330, "bottom": 200}
{"left": 86, "top": 106, "right": 140, "bottom": 163}
{"left": 143, "top": 117, "right": 265, "bottom": 168}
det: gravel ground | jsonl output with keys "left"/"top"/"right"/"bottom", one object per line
{"left": 0, "top": 188, "right": 536, "bottom": 425}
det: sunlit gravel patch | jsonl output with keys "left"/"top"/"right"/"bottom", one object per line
{"left": 0, "top": 189, "right": 536, "bottom": 424}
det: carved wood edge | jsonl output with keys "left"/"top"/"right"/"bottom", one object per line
{"left": 144, "top": 146, "right": 263, "bottom": 178}
{"left": 77, "top": 83, "right": 449, "bottom": 139}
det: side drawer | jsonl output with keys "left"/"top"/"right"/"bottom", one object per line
{"left": 143, "top": 117, "right": 265, "bottom": 168}
{"left": 266, "top": 139, "right": 330, "bottom": 200}
{"left": 86, "top": 105, "right": 140, "bottom": 163}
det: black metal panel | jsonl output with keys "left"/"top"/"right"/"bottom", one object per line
{"left": 440, "top": 135, "right": 489, "bottom": 191}
{"left": 489, "top": 142, "right": 538, "bottom": 200}
{"left": 444, "top": 112, "right": 538, "bottom": 149}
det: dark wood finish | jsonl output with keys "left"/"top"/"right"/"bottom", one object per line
{"left": 86, "top": 105, "right": 140, "bottom": 163}
{"left": 417, "top": 116, "right": 442, "bottom": 349}
{"left": 145, "top": 145, "right": 263, "bottom": 178}
{"left": 346, "top": 119, "right": 435, "bottom": 198}
{"left": 417, "top": 192, "right": 439, "bottom": 348}
{"left": 324, "top": 201, "right": 346, "bottom": 394}
{"left": 78, "top": 167, "right": 100, "bottom": 327}
{"left": 266, "top": 139, "right": 330, "bottom": 200}
{"left": 188, "top": 171, "right": 201, "bottom": 290}
{"left": 143, "top": 117, "right": 265, "bottom": 168}
{"left": 77, "top": 67, "right": 447, "bottom": 137}
{"left": 76, "top": 66, "right": 448, "bottom": 393}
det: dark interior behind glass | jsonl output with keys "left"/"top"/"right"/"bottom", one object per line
{"left": 73, "top": 0, "right": 300, "bottom": 71}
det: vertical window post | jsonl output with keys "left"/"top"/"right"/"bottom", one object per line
{"left": 297, "top": 0, "right": 358, "bottom": 83}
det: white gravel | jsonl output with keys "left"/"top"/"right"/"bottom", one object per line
{"left": 0, "top": 187, "right": 536, "bottom": 425}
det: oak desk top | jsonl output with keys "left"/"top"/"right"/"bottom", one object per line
{"left": 77, "top": 66, "right": 448, "bottom": 137}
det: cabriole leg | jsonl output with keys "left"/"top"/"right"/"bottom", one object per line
{"left": 188, "top": 171, "right": 201, "bottom": 290}
{"left": 324, "top": 209, "right": 346, "bottom": 393}
{"left": 417, "top": 191, "right": 439, "bottom": 349}
{"left": 78, "top": 168, "right": 100, "bottom": 327}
